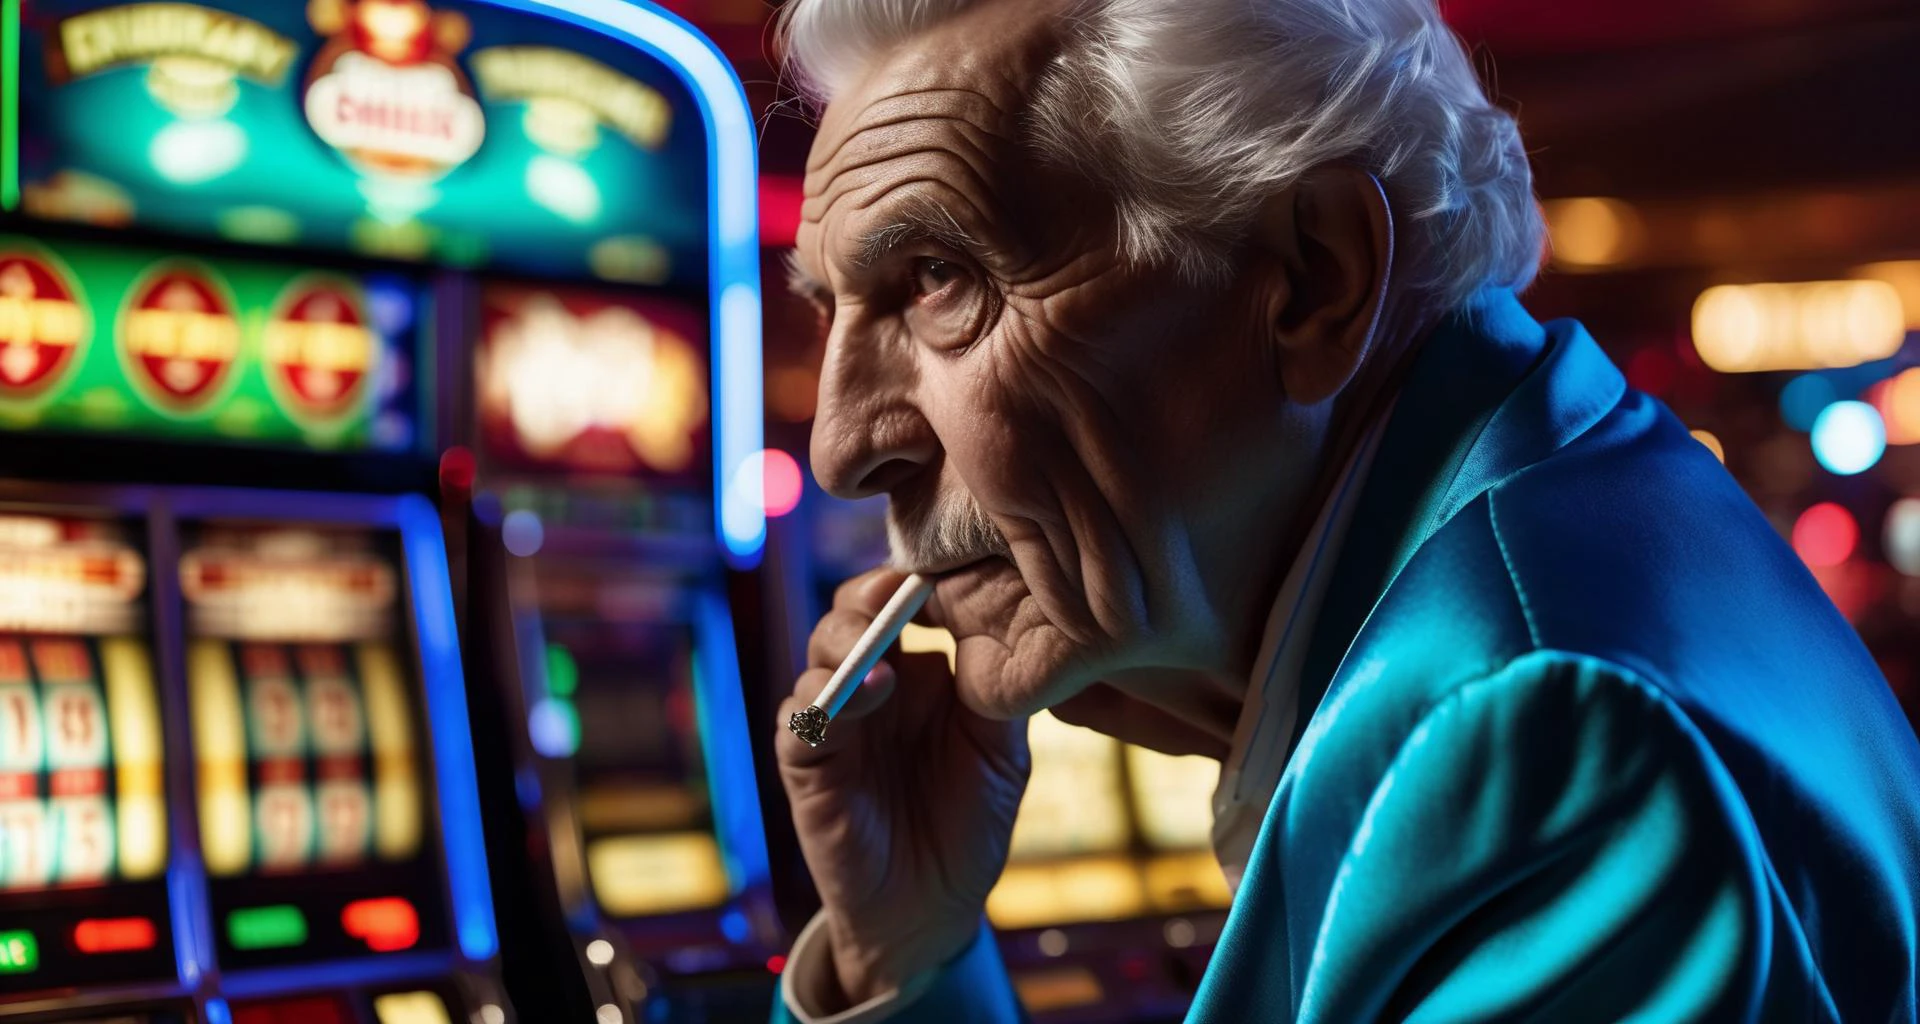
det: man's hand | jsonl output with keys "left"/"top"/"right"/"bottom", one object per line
{"left": 776, "top": 567, "right": 1030, "bottom": 1007}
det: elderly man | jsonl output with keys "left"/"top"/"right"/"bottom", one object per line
{"left": 771, "top": 0, "right": 1920, "bottom": 1020}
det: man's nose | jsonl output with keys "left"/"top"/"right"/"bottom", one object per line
{"left": 810, "top": 331, "right": 937, "bottom": 501}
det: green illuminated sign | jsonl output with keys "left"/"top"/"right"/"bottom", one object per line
{"left": 0, "top": 233, "right": 417, "bottom": 453}
{"left": 544, "top": 643, "right": 578, "bottom": 698}
{"left": 227, "top": 905, "right": 307, "bottom": 951}
{"left": 15, "top": 0, "right": 709, "bottom": 290}
{"left": 0, "top": 930, "right": 37, "bottom": 973}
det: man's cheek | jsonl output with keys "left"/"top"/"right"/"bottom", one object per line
{"left": 932, "top": 370, "right": 1053, "bottom": 504}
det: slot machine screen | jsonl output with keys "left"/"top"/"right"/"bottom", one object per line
{"left": 987, "top": 712, "right": 1138, "bottom": 930}
{"left": 542, "top": 617, "right": 730, "bottom": 919}
{"left": 475, "top": 284, "right": 709, "bottom": 489}
{"left": 179, "top": 522, "right": 449, "bottom": 970}
{"left": 0, "top": 511, "right": 173, "bottom": 994}
{"left": 1125, "top": 747, "right": 1232, "bottom": 913}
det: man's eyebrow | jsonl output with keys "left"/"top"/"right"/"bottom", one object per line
{"left": 851, "top": 199, "right": 989, "bottom": 269}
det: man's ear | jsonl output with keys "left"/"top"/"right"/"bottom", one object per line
{"left": 1251, "top": 165, "right": 1393, "bottom": 406}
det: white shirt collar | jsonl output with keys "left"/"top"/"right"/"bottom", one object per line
{"left": 1210, "top": 404, "right": 1395, "bottom": 886}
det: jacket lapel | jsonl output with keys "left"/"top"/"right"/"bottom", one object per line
{"left": 1288, "top": 290, "right": 1627, "bottom": 752}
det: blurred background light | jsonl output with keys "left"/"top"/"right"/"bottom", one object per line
{"left": 1692, "top": 280, "right": 1904, "bottom": 373}
{"left": 1852, "top": 260, "right": 1920, "bottom": 330}
{"left": 761, "top": 449, "right": 803, "bottom": 518}
{"left": 1866, "top": 367, "right": 1920, "bottom": 445}
{"left": 1886, "top": 498, "right": 1920, "bottom": 577}
{"left": 1793, "top": 502, "right": 1858, "bottom": 568}
{"left": 1543, "top": 197, "right": 1643, "bottom": 270}
{"left": 733, "top": 449, "right": 804, "bottom": 519}
{"left": 502, "top": 509, "right": 545, "bottom": 557}
{"left": 1779, "top": 373, "right": 1840, "bottom": 432}
{"left": 528, "top": 697, "right": 580, "bottom": 759}
{"left": 1810, "top": 400, "right": 1886, "bottom": 475}
{"left": 149, "top": 119, "right": 247, "bottom": 185}
{"left": 526, "top": 155, "right": 603, "bottom": 224}
{"left": 1688, "top": 429, "right": 1726, "bottom": 463}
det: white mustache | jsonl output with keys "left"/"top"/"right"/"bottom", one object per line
{"left": 887, "top": 490, "right": 1010, "bottom": 573}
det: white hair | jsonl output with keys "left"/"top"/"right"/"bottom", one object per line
{"left": 778, "top": 0, "right": 1544, "bottom": 309}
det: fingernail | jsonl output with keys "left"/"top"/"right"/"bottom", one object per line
{"left": 863, "top": 667, "right": 883, "bottom": 686}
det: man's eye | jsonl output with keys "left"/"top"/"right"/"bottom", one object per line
{"left": 912, "top": 258, "right": 962, "bottom": 299}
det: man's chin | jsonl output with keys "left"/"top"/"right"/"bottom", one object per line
{"left": 924, "top": 557, "right": 1086, "bottom": 721}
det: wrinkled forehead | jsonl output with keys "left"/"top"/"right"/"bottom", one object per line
{"left": 795, "top": 1, "right": 1070, "bottom": 261}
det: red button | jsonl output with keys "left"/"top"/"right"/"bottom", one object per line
{"left": 72, "top": 917, "right": 157, "bottom": 954}
{"left": 341, "top": 897, "right": 420, "bottom": 952}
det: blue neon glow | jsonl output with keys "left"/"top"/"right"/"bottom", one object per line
{"left": 719, "top": 909, "right": 750, "bottom": 944}
{"left": 1811, "top": 400, "right": 1886, "bottom": 476}
{"left": 692, "top": 587, "right": 771, "bottom": 893}
{"left": 166, "top": 848, "right": 204, "bottom": 987}
{"left": 1779, "top": 374, "right": 1838, "bottom": 432}
{"left": 478, "top": 0, "right": 765, "bottom": 566}
{"left": 398, "top": 494, "right": 500, "bottom": 962}
{"left": 205, "top": 999, "right": 231, "bottom": 1024}
{"left": 218, "top": 950, "right": 459, "bottom": 997}
{"left": 528, "top": 697, "right": 581, "bottom": 758}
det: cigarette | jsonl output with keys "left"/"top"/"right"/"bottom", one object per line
{"left": 787, "top": 573, "right": 935, "bottom": 747}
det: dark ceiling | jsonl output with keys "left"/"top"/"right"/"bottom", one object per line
{"left": 669, "top": 0, "right": 1920, "bottom": 280}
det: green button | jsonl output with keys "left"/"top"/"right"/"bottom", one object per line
{"left": 227, "top": 906, "right": 307, "bottom": 951}
{"left": 0, "top": 931, "right": 36, "bottom": 973}
{"left": 545, "top": 643, "right": 578, "bottom": 697}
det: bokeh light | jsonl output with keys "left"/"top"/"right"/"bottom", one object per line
{"left": 1779, "top": 373, "right": 1839, "bottom": 432}
{"left": 1886, "top": 499, "right": 1920, "bottom": 577}
{"left": 528, "top": 697, "right": 580, "bottom": 758}
{"left": 1869, "top": 367, "right": 1920, "bottom": 445}
{"left": 1810, "top": 401, "right": 1886, "bottom": 475}
{"left": 438, "top": 447, "right": 477, "bottom": 492}
{"left": 1852, "top": 260, "right": 1920, "bottom": 329}
{"left": 502, "top": 509, "right": 545, "bottom": 557}
{"left": 734, "top": 449, "right": 805, "bottom": 518}
{"left": 762, "top": 449, "right": 804, "bottom": 518}
{"left": 1688, "top": 429, "right": 1726, "bottom": 462}
{"left": 1543, "top": 197, "right": 1642, "bottom": 269}
{"left": 1692, "top": 281, "right": 1904, "bottom": 373}
{"left": 1793, "top": 502, "right": 1858, "bottom": 568}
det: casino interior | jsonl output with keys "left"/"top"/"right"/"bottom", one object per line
{"left": 0, "top": 1, "right": 1914, "bottom": 1023}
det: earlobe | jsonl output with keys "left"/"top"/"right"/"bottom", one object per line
{"left": 1256, "top": 166, "right": 1393, "bottom": 406}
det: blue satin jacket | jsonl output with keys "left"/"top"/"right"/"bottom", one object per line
{"left": 775, "top": 290, "right": 1920, "bottom": 1022}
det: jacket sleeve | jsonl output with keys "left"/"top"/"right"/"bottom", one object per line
{"left": 1295, "top": 651, "right": 1823, "bottom": 1023}
{"left": 772, "top": 912, "right": 1025, "bottom": 1024}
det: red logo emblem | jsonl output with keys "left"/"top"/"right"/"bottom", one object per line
{"left": 265, "top": 280, "right": 375, "bottom": 419}
{"left": 120, "top": 264, "right": 240, "bottom": 408}
{"left": 0, "top": 252, "right": 87, "bottom": 400}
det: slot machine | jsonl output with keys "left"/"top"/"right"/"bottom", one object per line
{"left": 0, "top": 231, "right": 502, "bottom": 1023}
{"left": 456, "top": 278, "right": 778, "bottom": 1022}
{"left": 0, "top": 510, "right": 180, "bottom": 1020}
{"left": 411, "top": 4, "right": 771, "bottom": 1022}
{"left": 0, "top": 0, "right": 762, "bottom": 1021}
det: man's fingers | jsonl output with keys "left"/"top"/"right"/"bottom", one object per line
{"left": 808, "top": 608, "right": 885, "bottom": 670}
{"left": 794, "top": 661, "right": 897, "bottom": 723}
{"left": 776, "top": 662, "right": 897, "bottom": 765}
{"left": 835, "top": 660, "right": 897, "bottom": 720}
{"left": 833, "top": 566, "right": 909, "bottom": 617}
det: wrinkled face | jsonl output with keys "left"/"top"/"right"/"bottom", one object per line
{"left": 790, "top": 2, "right": 1327, "bottom": 720}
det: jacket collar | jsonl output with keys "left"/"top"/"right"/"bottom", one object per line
{"left": 1288, "top": 289, "right": 1628, "bottom": 747}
